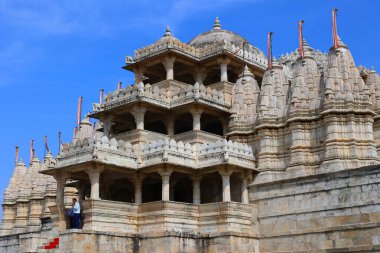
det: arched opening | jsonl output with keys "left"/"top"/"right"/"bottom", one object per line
{"left": 230, "top": 173, "right": 242, "bottom": 202}
{"left": 170, "top": 172, "right": 192, "bottom": 203}
{"left": 111, "top": 113, "right": 136, "bottom": 135}
{"left": 201, "top": 114, "right": 224, "bottom": 136}
{"left": 142, "top": 173, "right": 162, "bottom": 203}
{"left": 108, "top": 178, "right": 134, "bottom": 203}
{"left": 200, "top": 172, "right": 222, "bottom": 203}
{"left": 174, "top": 113, "right": 193, "bottom": 134}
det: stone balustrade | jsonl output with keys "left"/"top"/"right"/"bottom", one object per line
{"left": 81, "top": 199, "right": 253, "bottom": 236}
{"left": 133, "top": 37, "right": 267, "bottom": 69}
{"left": 91, "top": 80, "right": 230, "bottom": 114}
{"left": 54, "top": 135, "right": 256, "bottom": 170}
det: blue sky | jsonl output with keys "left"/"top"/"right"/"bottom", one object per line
{"left": 0, "top": 0, "right": 379, "bottom": 216}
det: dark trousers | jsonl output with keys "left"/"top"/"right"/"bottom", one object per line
{"left": 72, "top": 213, "right": 80, "bottom": 229}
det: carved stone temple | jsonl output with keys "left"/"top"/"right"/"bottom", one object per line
{"left": 1, "top": 17, "right": 380, "bottom": 253}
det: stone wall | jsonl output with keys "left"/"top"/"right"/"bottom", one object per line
{"left": 250, "top": 165, "right": 380, "bottom": 252}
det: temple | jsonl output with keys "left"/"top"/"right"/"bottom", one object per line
{"left": 1, "top": 16, "right": 380, "bottom": 253}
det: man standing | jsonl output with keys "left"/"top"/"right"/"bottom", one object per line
{"left": 72, "top": 198, "right": 81, "bottom": 229}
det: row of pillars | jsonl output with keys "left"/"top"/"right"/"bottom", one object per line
{"left": 55, "top": 169, "right": 250, "bottom": 207}
{"left": 103, "top": 106, "right": 227, "bottom": 137}
{"left": 134, "top": 57, "right": 231, "bottom": 84}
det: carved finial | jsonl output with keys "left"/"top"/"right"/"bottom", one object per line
{"left": 213, "top": 17, "right": 221, "bottom": 30}
{"left": 164, "top": 26, "right": 172, "bottom": 37}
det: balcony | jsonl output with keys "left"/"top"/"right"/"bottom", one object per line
{"left": 52, "top": 135, "right": 255, "bottom": 171}
{"left": 81, "top": 199, "right": 253, "bottom": 236}
{"left": 91, "top": 80, "right": 232, "bottom": 117}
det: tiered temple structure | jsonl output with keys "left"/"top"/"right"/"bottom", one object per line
{"left": 1, "top": 17, "right": 380, "bottom": 253}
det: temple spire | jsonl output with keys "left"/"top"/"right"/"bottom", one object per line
{"left": 213, "top": 17, "right": 221, "bottom": 30}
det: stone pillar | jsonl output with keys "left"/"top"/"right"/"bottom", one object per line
{"left": 191, "top": 175, "right": 202, "bottom": 204}
{"left": 219, "top": 170, "right": 232, "bottom": 202}
{"left": 54, "top": 173, "right": 68, "bottom": 230}
{"left": 241, "top": 177, "right": 249, "bottom": 204}
{"left": 190, "top": 108, "right": 203, "bottom": 131}
{"left": 102, "top": 115, "right": 114, "bottom": 137}
{"left": 134, "top": 67, "right": 146, "bottom": 83}
{"left": 166, "top": 117, "right": 175, "bottom": 136}
{"left": 162, "top": 56, "right": 176, "bottom": 80}
{"left": 86, "top": 169, "right": 103, "bottom": 200}
{"left": 218, "top": 58, "right": 230, "bottom": 82}
{"left": 134, "top": 174, "right": 145, "bottom": 204}
{"left": 193, "top": 67, "right": 207, "bottom": 85}
{"left": 131, "top": 106, "right": 147, "bottom": 130}
{"left": 158, "top": 169, "right": 173, "bottom": 201}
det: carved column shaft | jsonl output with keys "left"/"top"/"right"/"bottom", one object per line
{"left": 159, "top": 170, "right": 172, "bottom": 201}
{"left": 190, "top": 108, "right": 203, "bottom": 131}
{"left": 134, "top": 175, "right": 144, "bottom": 204}
{"left": 86, "top": 169, "right": 102, "bottom": 200}
{"left": 192, "top": 176, "right": 202, "bottom": 204}
{"left": 219, "top": 171, "right": 232, "bottom": 202}
{"left": 162, "top": 57, "right": 176, "bottom": 80}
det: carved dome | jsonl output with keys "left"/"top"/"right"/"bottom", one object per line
{"left": 188, "top": 18, "right": 247, "bottom": 47}
{"left": 188, "top": 18, "right": 266, "bottom": 58}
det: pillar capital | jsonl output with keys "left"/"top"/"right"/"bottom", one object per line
{"left": 217, "top": 58, "right": 231, "bottom": 65}
{"left": 162, "top": 56, "right": 176, "bottom": 80}
{"left": 189, "top": 107, "right": 203, "bottom": 116}
{"left": 218, "top": 170, "right": 233, "bottom": 177}
{"left": 85, "top": 168, "right": 103, "bottom": 200}
{"left": 131, "top": 106, "right": 147, "bottom": 130}
{"left": 158, "top": 168, "right": 173, "bottom": 178}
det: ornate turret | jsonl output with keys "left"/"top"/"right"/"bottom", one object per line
{"left": 230, "top": 65, "right": 260, "bottom": 129}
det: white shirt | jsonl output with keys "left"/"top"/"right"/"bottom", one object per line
{"left": 73, "top": 202, "right": 80, "bottom": 214}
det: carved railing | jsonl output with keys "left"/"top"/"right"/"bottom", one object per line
{"left": 55, "top": 135, "right": 255, "bottom": 170}
{"left": 92, "top": 81, "right": 231, "bottom": 114}
{"left": 133, "top": 38, "right": 267, "bottom": 69}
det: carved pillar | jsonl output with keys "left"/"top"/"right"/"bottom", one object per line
{"left": 102, "top": 115, "right": 114, "bottom": 137}
{"left": 134, "top": 67, "right": 146, "bottom": 83}
{"left": 193, "top": 67, "right": 207, "bottom": 85}
{"left": 131, "top": 106, "right": 147, "bottom": 130}
{"left": 86, "top": 168, "right": 103, "bottom": 200}
{"left": 53, "top": 173, "right": 68, "bottom": 230}
{"left": 240, "top": 174, "right": 250, "bottom": 204}
{"left": 134, "top": 174, "right": 145, "bottom": 204}
{"left": 159, "top": 169, "right": 172, "bottom": 201}
{"left": 191, "top": 175, "right": 202, "bottom": 204}
{"left": 190, "top": 108, "right": 203, "bottom": 131}
{"left": 219, "top": 170, "right": 232, "bottom": 202}
{"left": 162, "top": 56, "right": 176, "bottom": 80}
{"left": 166, "top": 117, "right": 175, "bottom": 136}
{"left": 218, "top": 58, "right": 230, "bottom": 82}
